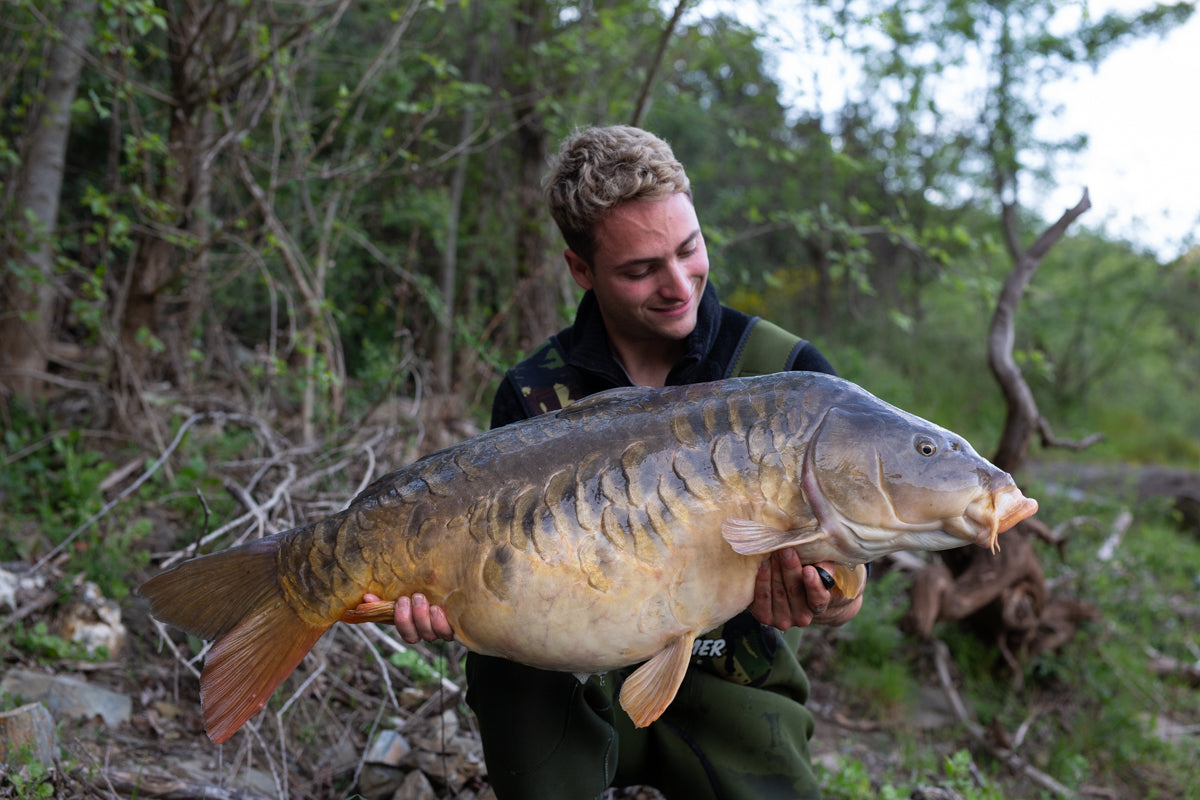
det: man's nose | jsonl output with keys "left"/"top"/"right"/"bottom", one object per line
{"left": 659, "top": 260, "right": 693, "bottom": 299}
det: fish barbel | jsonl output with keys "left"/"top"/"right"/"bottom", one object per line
{"left": 138, "top": 372, "right": 1037, "bottom": 743}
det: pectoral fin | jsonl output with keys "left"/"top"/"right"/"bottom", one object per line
{"left": 720, "top": 517, "right": 824, "bottom": 556}
{"left": 618, "top": 631, "right": 696, "bottom": 728}
{"left": 831, "top": 564, "right": 869, "bottom": 600}
{"left": 339, "top": 599, "right": 398, "bottom": 624}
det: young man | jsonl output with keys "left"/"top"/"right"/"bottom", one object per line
{"left": 386, "top": 125, "right": 862, "bottom": 798}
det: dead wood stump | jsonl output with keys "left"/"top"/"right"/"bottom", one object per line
{"left": 902, "top": 522, "right": 1098, "bottom": 683}
{"left": 0, "top": 702, "right": 57, "bottom": 765}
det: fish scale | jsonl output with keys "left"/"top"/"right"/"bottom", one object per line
{"left": 137, "top": 371, "right": 1038, "bottom": 743}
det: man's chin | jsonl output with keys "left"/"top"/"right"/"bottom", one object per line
{"left": 652, "top": 318, "right": 697, "bottom": 342}
{"left": 648, "top": 305, "right": 698, "bottom": 335}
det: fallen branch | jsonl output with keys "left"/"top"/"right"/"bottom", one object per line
{"left": 932, "top": 640, "right": 1078, "bottom": 798}
{"left": 97, "top": 768, "right": 272, "bottom": 800}
{"left": 34, "top": 411, "right": 284, "bottom": 574}
{"left": 1096, "top": 510, "right": 1134, "bottom": 563}
{"left": 1145, "top": 646, "right": 1200, "bottom": 687}
{"left": 160, "top": 462, "right": 297, "bottom": 568}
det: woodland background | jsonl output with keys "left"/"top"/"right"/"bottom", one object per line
{"left": 2, "top": 1, "right": 1200, "bottom": 798}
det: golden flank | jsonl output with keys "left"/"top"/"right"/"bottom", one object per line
{"left": 138, "top": 372, "right": 1037, "bottom": 743}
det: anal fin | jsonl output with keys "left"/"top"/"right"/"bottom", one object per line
{"left": 618, "top": 631, "right": 696, "bottom": 728}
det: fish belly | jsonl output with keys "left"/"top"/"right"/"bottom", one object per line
{"left": 432, "top": 528, "right": 762, "bottom": 674}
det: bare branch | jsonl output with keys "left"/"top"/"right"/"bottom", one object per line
{"left": 988, "top": 187, "right": 1097, "bottom": 472}
{"left": 933, "top": 640, "right": 1080, "bottom": 798}
{"left": 1036, "top": 416, "right": 1106, "bottom": 451}
{"left": 630, "top": 0, "right": 690, "bottom": 127}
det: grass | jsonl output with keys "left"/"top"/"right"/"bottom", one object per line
{"left": 806, "top": 476, "right": 1200, "bottom": 798}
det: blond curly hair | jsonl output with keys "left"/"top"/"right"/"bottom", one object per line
{"left": 543, "top": 125, "right": 691, "bottom": 263}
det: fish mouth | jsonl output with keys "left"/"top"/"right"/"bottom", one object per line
{"left": 965, "top": 485, "right": 1039, "bottom": 551}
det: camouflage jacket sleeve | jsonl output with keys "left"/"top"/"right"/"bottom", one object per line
{"left": 489, "top": 376, "right": 529, "bottom": 430}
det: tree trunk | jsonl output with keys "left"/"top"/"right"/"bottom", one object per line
{"left": 114, "top": 2, "right": 219, "bottom": 392}
{"left": 511, "top": 0, "right": 560, "bottom": 352}
{"left": 988, "top": 191, "right": 1094, "bottom": 472}
{"left": 0, "top": 0, "right": 96, "bottom": 400}
{"left": 911, "top": 189, "right": 1101, "bottom": 668}
{"left": 435, "top": 0, "right": 484, "bottom": 393}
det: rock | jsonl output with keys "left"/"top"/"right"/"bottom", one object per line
{"left": 366, "top": 729, "right": 412, "bottom": 766}
{"left": 58, "top": 579, "right": 127, "bottom": 657}
{"left": 0, "top": 668, "right": 131, "bottom": 728}
{"left": 0, "top": 564, "right": 47, "bottom": 612}
{"left": 0, "top": 702, "right": 58, "bottom": 765}
{"left": 911, "top": 685, "right": 963, "bottom": 730}
{"left": 408, "top": 709, "right": 460, "bottom": 752}
{"left": 317, "top": 732, "right": 361, "bottom": 774}
{"left": 391, "top": 769, "right": 437, "bottom": 800}
{"left": 405, "top": 749, "right": 484, "bottom": 792}
{"left": 358, "top": 763, "right": 405, "bottom": 799}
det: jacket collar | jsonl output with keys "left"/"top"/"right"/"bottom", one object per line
{"left": 566, "top": 282, "right": 723, "bottom": 387}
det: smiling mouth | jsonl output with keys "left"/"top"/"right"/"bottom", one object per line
{"left": 655, "top": 288, "right": 702, "bottom": 319}
{"left": 655, "top": 303, "right": 691, "bottom": 319}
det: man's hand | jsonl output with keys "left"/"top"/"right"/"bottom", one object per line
{"left": 750, "top": 547, "right": 863, "bottom": 630}
{"left": 363, "top": 592, "right": 455, "bottom": 644}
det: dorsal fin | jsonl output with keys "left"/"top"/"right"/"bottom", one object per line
{"left": 557, "top": 386, "right": 655, "bottom": 417}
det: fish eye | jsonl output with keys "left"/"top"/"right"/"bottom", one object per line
{"left": 915, "top": 436, "right": 937, "bottom": 457}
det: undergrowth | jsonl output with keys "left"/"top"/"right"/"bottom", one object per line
{"left": 2, "top": 388, "right": 1197, "bottom": 798}
{"left": 810, "top": 478, "right": 1200, "bottom": 798}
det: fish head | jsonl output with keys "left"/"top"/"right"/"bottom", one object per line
{"left": 805, "top": 403, "right": 1038, "bottom": 560}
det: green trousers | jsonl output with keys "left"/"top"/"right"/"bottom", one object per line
{"left": 464, "top": 613, "right": 820, "bottom": 800}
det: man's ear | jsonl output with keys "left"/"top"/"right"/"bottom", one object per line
{"left": 565, "top": 249, "right": 594, "bottom": 291}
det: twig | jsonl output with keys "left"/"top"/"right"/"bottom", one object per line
{"left": 1145, "top": 646, "right": 1200, "bottom": 686}
{"left": 241, "top": 721, "right": 285, "bottom": 800}
{"left": 149, "top": 617, "right": 204, "bottom": 679}
{"left": 97, "top": 768, "right": 273, "bottom": 800}
{"left": 1011, "top": 704, "right": 1045, "bottom": 751}
{"left": 351, "top": 438, "right": 379, "bottom": 501}
{"left": 32, "top": 411, "right": 278, "bottom": 574}
{"left": 277, "top": 661, "right": 327, "bottom": 719}
{"left": 361, "top": 624, "right": 464, "bottom": 725}
{"left": 159, "top": 462, "right": 297, "bottom": 567}
{"left": 1096, "top": 510, "right": 1133, "bottom": 563}
{"left": 3, "top": 589, "right": 58, "bottom": 627}
{"left": 353, "top": 625, "right": 403, "bottom": 714}
{"left": 97, "top": 457, "right": 143, "bottom": 493}
{"left": 932, "top": 640, "right": 1078, "bottom": 798}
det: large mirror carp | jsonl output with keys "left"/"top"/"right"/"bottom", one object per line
{"left": 138, "top": 372, "right": 1037, "bottom": 743}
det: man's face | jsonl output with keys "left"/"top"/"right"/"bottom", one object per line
{"left": 567, "top": 192, "right": 709, "bottom": 347}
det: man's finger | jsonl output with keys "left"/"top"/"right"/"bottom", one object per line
{"left": 429, "top": 604, "right": 455, "bottom": 641}
{"left": 411, "top": 593, "right": 435, "bottom": 640}
{"left": 394, "top": 596, "right": 420, "bottom": 643}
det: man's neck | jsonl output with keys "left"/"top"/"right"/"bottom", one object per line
{"left": 609, "top": 337, "right": 685, "bottom": 388}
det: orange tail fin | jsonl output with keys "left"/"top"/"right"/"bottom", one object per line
{"left": 137, "top": 534, "right": 329, "bottom": 743}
